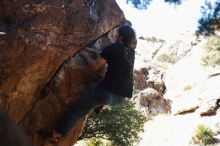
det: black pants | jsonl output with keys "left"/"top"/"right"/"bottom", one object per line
{"left": 56, "top": 85, "right": 125, "bottom": 137}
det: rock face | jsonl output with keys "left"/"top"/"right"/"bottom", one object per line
{"left": 0, "top": 0, "right": 124, "bottom": 145}
{"left": 134, "top": 67, "right": 166, "bottom": 95}
{"left": 134, "top": 34, "right": 220, "bottom": 146}
{"left": 135, "top": 34, "right": 200, "bottom": 69}
{"left": 165, "top": 40, "right": 220, "bottom": 117}
{"left": 133, "top": 66, "right": 171, "bottom": 118}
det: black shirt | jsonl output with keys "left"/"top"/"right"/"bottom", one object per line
{"left": 99, "top": 43, "right": 135, "bottom": 98}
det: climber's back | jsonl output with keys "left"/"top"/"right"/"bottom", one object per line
{"left": 100, "top": 26, "right": 137, "bottom": 98}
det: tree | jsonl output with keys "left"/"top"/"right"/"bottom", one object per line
{"left": 126, "top": 0, "right": 182, "bottom": 9}
{"left": 125, "top": 0, "right": 220, "bottom": 35}
{"left": 126, "top": 0, "right": 153, "bottom": 9}
{"left": 198, "top": 0, "right": 220, "bottom": 35}
{"left": 80, "top": 100, "right": 146, "bottom": 146}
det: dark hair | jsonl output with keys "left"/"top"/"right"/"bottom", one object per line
{"left": 118, "top": 26, "right": 136, "bottom": 46}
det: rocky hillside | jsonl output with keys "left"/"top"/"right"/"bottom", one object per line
{"left": 135, "top": 34, "right": 200, "bottom": 69}
{"left": 165, "top": 40, "right": 220, "bottom": 117}
{"left": 133, "top": 35, "right": 220, "bottom": 146}
{"left": 132, "top": 34, "right": 200, "bottom": 119}
{"left": 0, "top": 0, "right": 124, "bottom": 146}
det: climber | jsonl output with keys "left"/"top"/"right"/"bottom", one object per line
{"left": 39, "top": 25, "right": 137, "bottom": 143}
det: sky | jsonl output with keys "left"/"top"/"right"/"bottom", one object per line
{"left": 116, "top": 0, "right": 206, "bottom": 39}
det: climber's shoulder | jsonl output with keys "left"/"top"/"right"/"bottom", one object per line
{"left": 101, "top": 43, "right": 124, "bottom": 58}
{"left": 103, "top": 43, "right": 122, "bottom": 51}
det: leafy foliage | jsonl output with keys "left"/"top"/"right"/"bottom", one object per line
{"left": 193, "top": 124, "right": 216, "bottom": 145}
{"left": 126, "top": 0, "right": 152, "bottom": 9}
{"left": 164, "top": 0, "right": 182, "bottom": 4}
{"left": 126, "top": 0, "right": 182, "bottom": 9}
{"left": 202, "top": 36, "right": 220, "bottom": 66}
{"left": 198, "top": 0, "right": 220, "bottom": 35}
{"left": 80, "top": 100, "right": 146, "bottom": 146}
{"left": 86, "top": 138, "right": 111, "bottom": 146}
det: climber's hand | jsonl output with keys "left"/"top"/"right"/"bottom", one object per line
{"left": 79, "top": 47, "right": 107, "bottom": 73}
{"left": 79, "top": 47, "right": 99, "bottom": 60}
{"left": 79, "top": 49, "right": 89, "bottom": 58}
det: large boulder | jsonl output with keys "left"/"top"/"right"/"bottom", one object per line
{"left": 0, "top": 0, "right": 124, "bottom": 145}
{"left": 133, "top": 65, "right": 170, "bottom": 118}
{"left": 135, "top": 88, "right": 171, "bottom": 117}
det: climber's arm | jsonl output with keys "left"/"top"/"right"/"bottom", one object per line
{"left": 79, "top": 48, "right": 108, "bottom": 80}
{"left": 79, "top": 47, "right": 107, "bottom": 71}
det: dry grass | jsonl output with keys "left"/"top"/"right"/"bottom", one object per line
{"left": 157, "top": 54, "right": 179, "bottom": 64}
{"left": 183, "top": 85, "right": 193, "bottom": 91}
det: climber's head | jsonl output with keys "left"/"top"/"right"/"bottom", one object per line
{"left": 117, "top": 26, "right": 137, "bottom": 49}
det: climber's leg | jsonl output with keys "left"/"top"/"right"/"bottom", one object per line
{"left": 39, "top": 87, "right": 100, "bottom": 142}
{"left": 55, "top": 85, "right": 115, "bottom": 137}
{"left": 96, "top": 93, "right": 125, "bottom": 106}
{"left": 55, "top": 89, "right": 99, "bottom": 137}
{"left": 95, "top": 86, "right": 125, "bottom": 106}
{"left": 39, "top": 85, "right": 125, "bottom": 142}
{"left": 93, "top": 86, "right": 125, "bottom": 114}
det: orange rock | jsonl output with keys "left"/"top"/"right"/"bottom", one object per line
{"left": 0, "top": 0, "right": 124, "bottom": 145}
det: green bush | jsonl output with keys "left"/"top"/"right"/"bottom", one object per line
{"left": 202, "top": 36, "right": 220, "bottom": 66}
{"left": 157, "top": 54, "right": 179, "bottom": 64}
{"left": 193, "top": 124, "right": 216, "bottom": 145}
{"left": 80, "top": 100, "right": 146, "bottom": 146}
{"left": 86, "top": 138, "right": 111, "bottom": 146}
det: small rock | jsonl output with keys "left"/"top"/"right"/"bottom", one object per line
{"left": 172, "top": 95, "right": 200, "bottom": 115}
{"left": 175, "top": 106, "right": 199, "bottom": 115}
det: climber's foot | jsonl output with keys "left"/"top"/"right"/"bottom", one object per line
{"left": 39, "top": 129, "right": 63, "bottom": 144}
{"left": 47, "top": 130, "right": 63, "bottom": 144}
